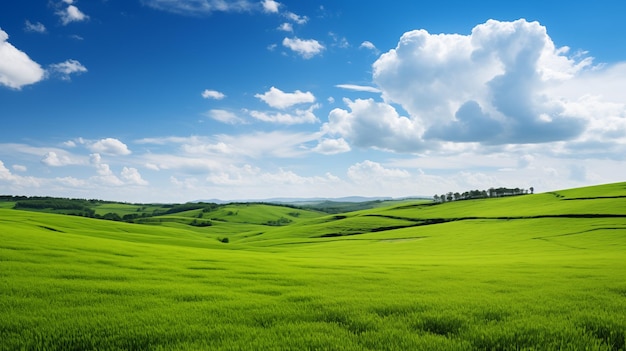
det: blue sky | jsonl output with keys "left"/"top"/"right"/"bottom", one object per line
{"left": 1, "top": 0, "right": 626, "bottom": 202}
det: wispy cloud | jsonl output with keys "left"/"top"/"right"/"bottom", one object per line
{"left": 284, "top": 11, "right": 307, "bottom": 24}
{"left": 249, "top": 104, "right": 320, "bottom": 125}
{"left": 335, "top": 84, "right": 381, "bottom": 93}
{"left": 205, "top": 109, "right": 246, "bottom": 124}
{"left": 24, "top": 20, "right": 46, "bottom": 33}
{"left": 49, "top": 59, "right": 87, "bottom": 80}
{"left": 142, "top": 0, "right": 255, "bottom": 15}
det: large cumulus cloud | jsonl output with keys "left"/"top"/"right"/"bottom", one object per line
{"left": 372, "top": 19, "right": 597, "bottom": 146}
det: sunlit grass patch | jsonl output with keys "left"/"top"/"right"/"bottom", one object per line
{"left": 1, "top": 182, "right": 625, "bottom": 350}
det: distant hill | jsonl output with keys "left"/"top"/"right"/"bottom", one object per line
{"left": 193, "top": 196, "right": 431, "bottom": 205}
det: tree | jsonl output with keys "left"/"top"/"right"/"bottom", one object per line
{"left": 433, "top": 194, "right": 440, "bottom": 203}
{"left": 530, "top": 186, "right": 534, "bottom": 194}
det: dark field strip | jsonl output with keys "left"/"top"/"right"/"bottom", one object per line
{"left": 562, "top": 195, "right": 626, "bottom": 200}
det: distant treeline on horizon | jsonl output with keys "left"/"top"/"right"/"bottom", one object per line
{"left": 433, "top": 187, "right": 534, "bottom": 203}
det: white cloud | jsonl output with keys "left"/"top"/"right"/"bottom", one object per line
{"left": 329, "top": 32, "right": 349, "bottom": 48}
{"left": 372, "top": 19, "right": 599, "bottom": 145}
{"left": 324, "top": 98, "right": 425, "bottom": 152}
{"left": 282, "top": 37, "right": 324, "bottom": 59}
{"left": 255, "top": 86, "right": 315, "bottom": 109}
{"left": 0, "top": 29, "right": 46, "bottom": 89}
{"left": 312, "top": 138, "right": 351, "bottom": 155}
{"left": 359, "top": 41, "right": 377, "bottom": 51}
{"left": 249, "top": 104, "right": 320, "bottom": 124}
{"left": 41, "top": 151, "right": 75, "bottom": 167}
{"left": 89, "top": 138, "right": 131, "bottom": 156}
{"left": 0, "top": 160, "right": 41, "bottom": 188}
{"left": 284, "top": 11, "right": 307, "bottom": 24}
{"left": 262, "top": 0, "right": 280, "bottom": 13}
{"left": 201, "top": 89, "right": 225, "bottom": 99}
{"left": 57, "top": 3, "right": 89, "bottom": 25}
{"left": 55, "top": 176, "right": 87, "bottom": 188}
{"left": 90, "top": 153, "right": 124, "bottom": 186}
{"left": 206, "top": 164, "right": 338, "bottom": 189}
{"left": 49, "top": 59, "right": 87, "bottom": 80}
{"left": 217, "top": 131, "right": 318, "bottom": 158}
{"left": 347, "top": 160, "right": 410, "bottom": 185}
{"left": 24, "top": 21, "right": 46, "bottom": 33}
{"left": 142, "top": 0, "right": 254, "bottom": 15}
{"left": 137, "top": 132, "right": 318, "bottom": 161}
{"left": 206, "top": 109, "right": 246, "bottom": 124}
{"left": 121, "top": 167, "right": 148, "bottom": 186}
{"left": 335, "top": 84, "right": 381, "bottom": 93}
{"left": 12, "top": 165, "right": 27, "bottom": 172}
{"left": 278, "top": 23, "right": 293, "bottom": 32}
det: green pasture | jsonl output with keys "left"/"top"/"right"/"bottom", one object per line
{"left": 1, "top": 182, "right": 625, "bottom": 350}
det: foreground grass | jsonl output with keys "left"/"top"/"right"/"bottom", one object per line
{"left": 1, "top": 183, "right": 625, "bottom": 350}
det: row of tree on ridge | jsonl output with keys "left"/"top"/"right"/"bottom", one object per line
{"left": 433, "top": 187, "right": 534, "bottom": 203}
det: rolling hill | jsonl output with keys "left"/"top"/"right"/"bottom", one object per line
{"left": 0, "top": 182, "right": 625, "bottom": 350}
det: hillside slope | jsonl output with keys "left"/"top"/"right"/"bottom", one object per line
{"left": 1, "top": 182, "right": 625, "bottom": 350}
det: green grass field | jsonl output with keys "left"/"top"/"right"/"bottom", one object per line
{"left": 1, "top": 183, "right": 625, "bottom": 350}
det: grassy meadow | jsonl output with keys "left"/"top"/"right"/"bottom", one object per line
{"left": 1, "top": 183, "right": 625, "bottom": 350}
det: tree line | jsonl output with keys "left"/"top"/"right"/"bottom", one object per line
{"left": 433, "top": 186, "right": 534, "bottom": 203}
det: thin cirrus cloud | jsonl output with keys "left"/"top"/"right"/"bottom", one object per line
{"left": 335, "top": 84, "right": 381, "bottom": 93}
{"left": 141, "top": 0, "right": 255, "bottom": 15}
